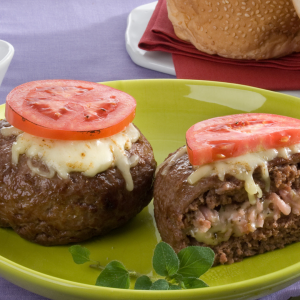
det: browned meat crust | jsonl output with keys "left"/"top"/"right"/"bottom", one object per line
{"left": 153, "top": 147, "right": 300, "bottom": 265}
{"left": 0, "top": 120, "right": 156, "bottom": 245}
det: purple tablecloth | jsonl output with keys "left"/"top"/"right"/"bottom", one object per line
{"left": 0, "top": 1, "right": 300, "bottom": 299}
{"left": 0, "top": 0, "right": 174, "bottom": 105}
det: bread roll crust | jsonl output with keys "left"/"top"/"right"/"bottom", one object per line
{"left": 167, "top": 0, "right": 300, "bottom": 60}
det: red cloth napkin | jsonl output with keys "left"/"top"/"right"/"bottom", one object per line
{"left": 138, "top": 0, "right": 300, "bottom": 90}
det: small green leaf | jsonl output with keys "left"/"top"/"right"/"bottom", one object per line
{"left": 182, "top": 277, "right": 208, "bottom": 289}
{"left": 69, "top": 245, "right": 91, "bottom": 264}
{"left": 134, "top": 275, "right": 152, "bottom": 290}
{"left": 96, "top": 261, "right": 130, "bottom": 289}
{"left": 168, "top": 284, "right": 181, "bottom": 290}
{"left": 177, "top": 246, "right": 214, "bottom": 278}
{"left": 169, "top": 273, "right": 183, "bottom": 281}
{"left": 152, "top": 242, "right": 179, "bottom": 277}
{"left": 149, "top": 279, "right": 169, "bottom": 290}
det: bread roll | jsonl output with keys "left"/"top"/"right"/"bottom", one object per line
{"left": 167, "top": 0, "right": 300, "bottom": 60}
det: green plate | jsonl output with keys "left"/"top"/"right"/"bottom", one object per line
{"left": 1, "top": 79, "right": 300, "bottom": 300}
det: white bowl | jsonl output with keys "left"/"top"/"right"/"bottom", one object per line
{"left": 0, "top": 40, "right": 14, "bottom": 85}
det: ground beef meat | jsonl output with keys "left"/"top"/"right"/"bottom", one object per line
{"left": 189, "top": 213, "right": 300, "bottom": 265}
{"left": 154, "top": 147, "right": 300, "bottom": 265}
{"left": 0, "top": 120, "right": 156, "bottom": 245}
{"left": 270, "top": 164, "right": 300, "bottom": 189}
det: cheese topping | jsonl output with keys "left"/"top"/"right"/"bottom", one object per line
{"left": 156, "top": 146, "right": 188, "bottom": 176}
{"left": 188, "top": 144, "right": 300, "bottom": 204}
{"left": 1, "top": 126, "right": 23, "bottom": 136}
{"left": 8, "top": 123, "right": 140, "bottom": 191}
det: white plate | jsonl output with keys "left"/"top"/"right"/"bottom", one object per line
{"left": 125, "top": 2, "right": 300, "bottom": 98}
{"left": 125, "top": 1, "right": 175, "bottom": 76}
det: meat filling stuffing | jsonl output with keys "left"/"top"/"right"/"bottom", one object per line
{"left": 184, "top": 163, "right": 300, "bottom": 246}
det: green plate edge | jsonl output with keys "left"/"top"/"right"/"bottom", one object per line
{"left": 0, "top": 79, "right": 300, "bottom": 300}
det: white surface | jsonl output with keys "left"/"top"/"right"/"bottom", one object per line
{"left": 125, "top": 2, "right": 300, "bottom": 98}
{"left": 125, "top": 1, "right": 175, "bottom": 76}
{"left": 293, "top": 0, "right": 300, "bottom": 18}
{"left": 0, "top": 40, "right": 14, "bottom": 86}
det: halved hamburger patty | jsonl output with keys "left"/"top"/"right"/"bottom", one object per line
{"left": 154, "top": 146, "right": 300, "bottom": 265}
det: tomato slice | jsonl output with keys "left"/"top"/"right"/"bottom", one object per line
{"left": 186, "top": 113, "right": 300, "bottom": 166}
{"left": 5, "top": 80, "right": 136, "bottom": 140}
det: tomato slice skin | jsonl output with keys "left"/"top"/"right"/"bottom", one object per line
{"left": 186, "top": 113, "right": 300, "bottom": 166}
{"left": 5, "top": 80, "right": 136, "bottom": 140}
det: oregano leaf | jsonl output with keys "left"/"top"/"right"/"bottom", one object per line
{"left": 69, "top": 244, "right": 213, "bottom": 290}
{"left": 168, "top": 284, "right": 181, "bottom": 290}
{"left": 134, "top": 275, "right": 152, "bottom": 290}
{"left": 149, "top": 279, "right": 169, "bottom": 290}
{"left": 182, "top": 277, "right": 208, "bottom": 289}
{"left": 152, "top": 242, "right": 179, "bottom": 277}
{"left": 68, "top": 245, "right": 91, "bottom": 264}
{"left": 95, "top": 261, "right": 130, "bottom": 289}
{"left": 177, "top": 246, "right": 214, "bottom": 278}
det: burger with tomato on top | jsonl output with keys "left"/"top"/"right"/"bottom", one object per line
{"left": 154, "top": 113, "right": 300, "bottom": 265}
{"left": 0, "top": 80, "right": 156, "bottom": 246}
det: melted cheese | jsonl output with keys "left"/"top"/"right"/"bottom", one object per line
{"left": 9, "top": 123, "right": 140, "bottom": 191}
{"left": 1, "top": 126, "right": 23, "bottom": 136}
{"left": 188, "top": 144, "right": 300, "bottom": 204}
{"left": 156, "top": 146, "right": 187, "bottom": 176}
{"left": 190, "top": 189, "right": 300, "bottom": 245}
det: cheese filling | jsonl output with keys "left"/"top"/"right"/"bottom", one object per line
{"left": 188, "top": 189, "right": 300, "bottom": 246}
{"left": 187, "top": 144, "right": 300, "bottom": 245}
{"left": 2, "top": 123, "right": 140, "bottom": 191}
{"left": 186, "top": 144, "right": 300, "bottom": 245}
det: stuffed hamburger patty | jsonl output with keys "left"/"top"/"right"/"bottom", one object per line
{"left": 0, "top": 80, "right": 156, "bottom": 245}
{"left": 154, "top": 113, "right": 300, "bottom": 264}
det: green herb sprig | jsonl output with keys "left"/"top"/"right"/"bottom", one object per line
{"left": 69, "top": 241, "right": 215, "bottom": 290}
